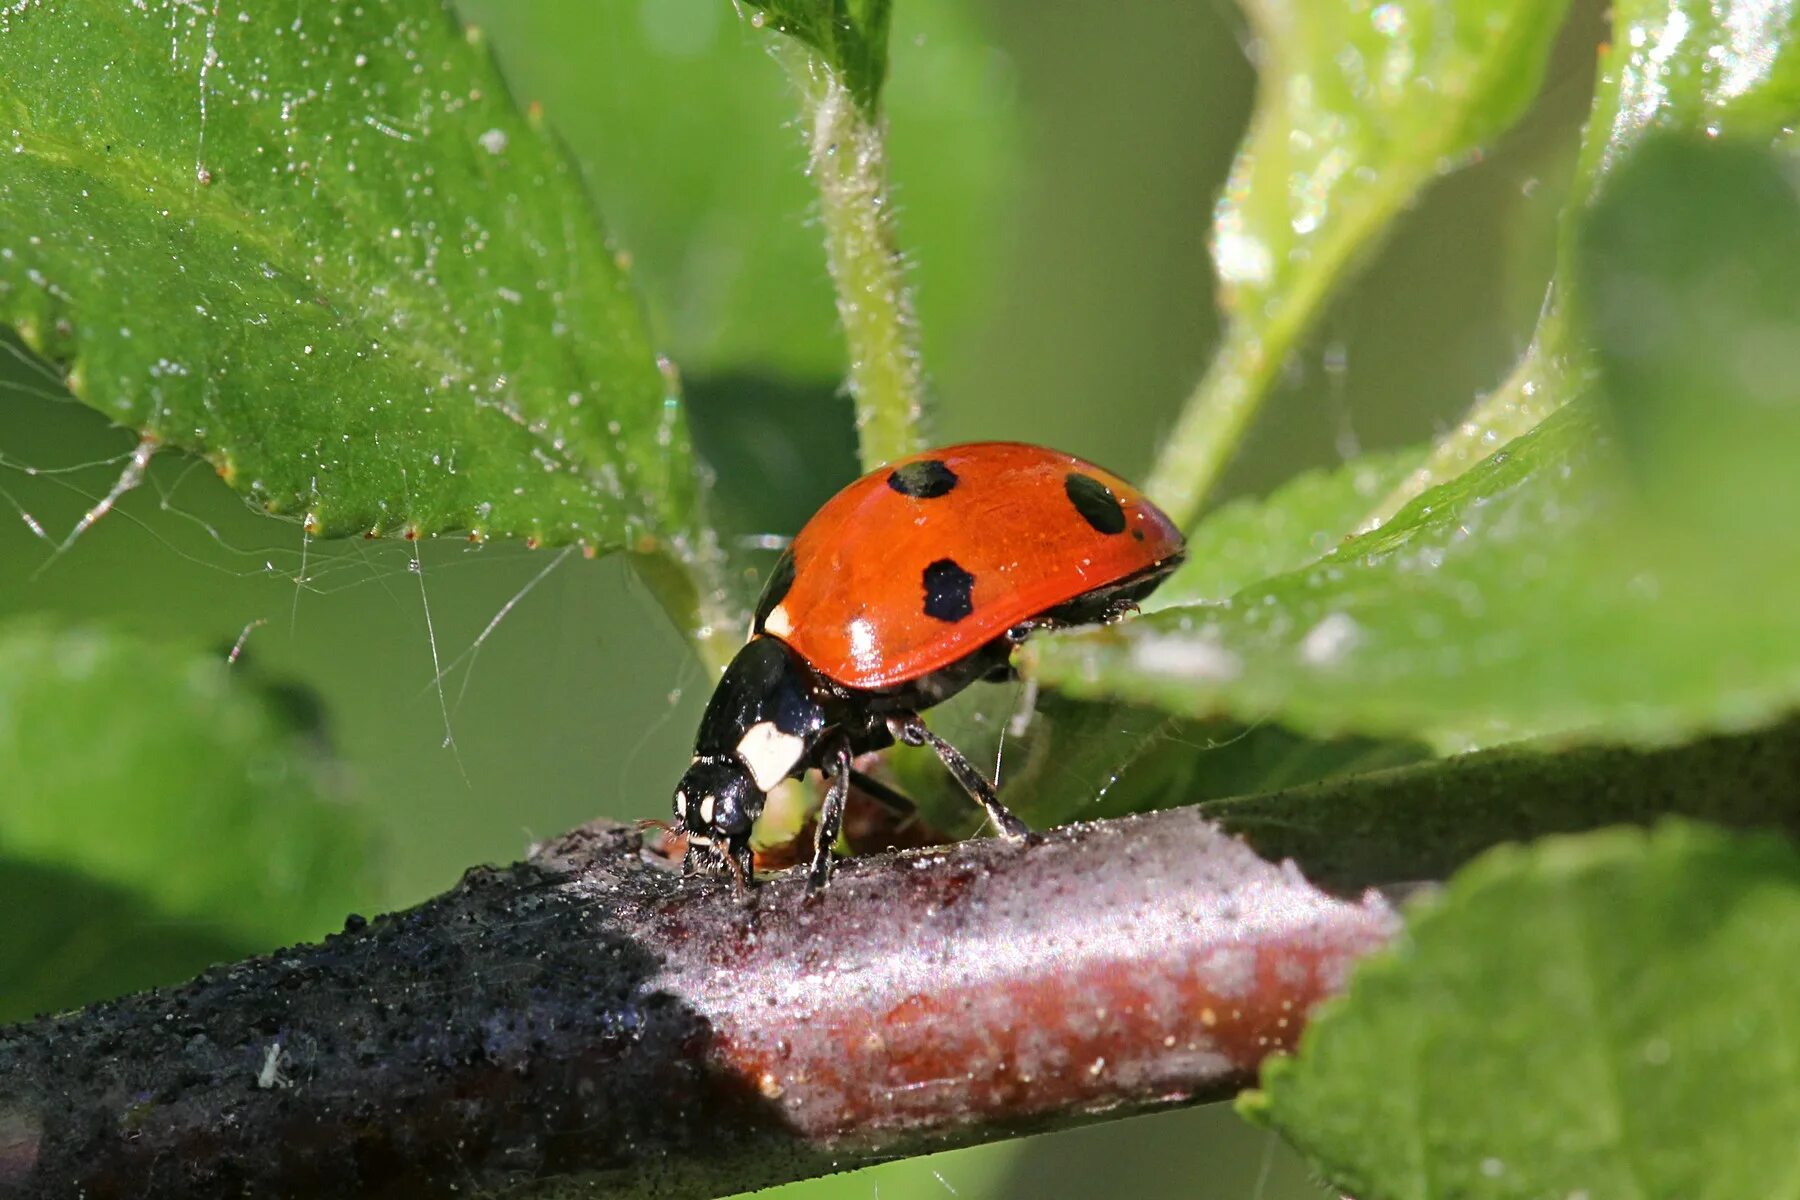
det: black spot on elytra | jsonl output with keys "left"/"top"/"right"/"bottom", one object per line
{"left": 1065, "top": 472, "right": 1127, "bottom": 535}
{"left": 887, "top": 459, "right": 959, "bottom": 499}
{"left": 753, "top": 547, "right": 796, "bottom": 629}
{"left": 922, "top": 558, "right": 976, "bottom": 622}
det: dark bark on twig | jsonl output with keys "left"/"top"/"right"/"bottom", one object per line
{"left": 0, "top": 809, "right": 1400, "bottom": 1200}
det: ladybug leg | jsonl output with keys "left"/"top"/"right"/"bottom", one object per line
{"left": 1102, "top": 598, "right": 1142, "bottom": 624}
{"left": 722, "top": 838, "right": 755, "bottom": 891}
{"left": 808, "top": 737, "right": 854, "bottom": 892}
{"left": 887, "top": 714, "right": 1036, "bottom": 844}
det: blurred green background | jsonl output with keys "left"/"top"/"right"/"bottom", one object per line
{"left": 0, "top": 1, "right": 1601, "bottom": 1195}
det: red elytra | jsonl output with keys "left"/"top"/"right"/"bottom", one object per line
{"left": 752, "top": 442, "right": 1186, "bottom": 690}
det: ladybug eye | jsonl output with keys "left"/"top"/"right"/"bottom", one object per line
{"left": 710, "top": 790, "right": 753, "bottom": 837}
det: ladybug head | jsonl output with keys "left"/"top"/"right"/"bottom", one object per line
{"left": 672, "top": 756, "right": 758, "bottom": 867}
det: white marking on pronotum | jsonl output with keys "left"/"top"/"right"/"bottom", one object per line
{"left": 761, "top": 603, "right": 794, "bottom": 638}
{"left": 697, "top": 794, "right": 716, "bottom": 826}
{"left": 736, "top": 720, "right": 805, "bottom": 791}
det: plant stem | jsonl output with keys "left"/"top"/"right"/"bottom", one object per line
{"left": 786, "top": 47, "right": 928, "bottom": 470}
{"left": 1144, "top": 168, "right": 1433, "bottom": 532}
{"left": 630, "top": 540, "right": 741, "bottom": 677}
{"left": 13, "top": 716, "right": 1800, "bottom": 1197}
{"left": 0, "top": 811, "right": 1400, "bottom": 1200}
{"left": 1143, "top": 326, "right": 1283, "bottom": 533}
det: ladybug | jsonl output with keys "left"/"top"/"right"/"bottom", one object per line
{"left": 671, "top": 442, "right": 1186, "bottom": 890}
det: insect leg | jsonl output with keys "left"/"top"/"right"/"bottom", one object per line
{"left": 888, "top": 714, "right": 1036, "bottom": 843}
{"left": 809, "top": 737, "right": 853, "bottom": 892}
{"left": 723, "top": 837, "right": 755, "bottom": 891}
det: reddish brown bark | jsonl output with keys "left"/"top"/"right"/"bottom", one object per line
{"left": 0, "top": 808, "right": 1400, "bottom": 1199}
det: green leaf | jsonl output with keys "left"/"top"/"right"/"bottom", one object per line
{"left": 1367, "top": 0, "right": 1800, "bottom": 521}
{"left": 0, "top": 862, "right": 250, "bottom": 1024}
{"left": 1036, "top": 404, "right": 1619, "bottom": 751}
{"left": 1588, "top": 0, "right": 1800, "bottom": 162}
{"left": 907, "top": 705, "right": 1425, "bottom": 834}
{"left": 0, "top": 620, "right": 371, "bottom": 957}
{"left": 1154, "top": 447, "right": 1420, "bottom": 606}
{"left": 1034, "top": 400, "right": 1800, "bottom": 751}
{"left": 1214, "top": 0, "right": 1571, "bottom": 335}
{"left": 458, "top": 0, "right": 1016, "bottom": 387}
{"left": 0, "top": 0, "right": 694, "bottom": 555}
{"left": 1242, "top": 821, "right": 1800, "bottom": 1200}
{"left": 1581, "top": 135, "right": 1800, "bottom": 537}
{"left": 982, "top": 702, "right": 1419, "bottom": 830}
{"left": 738, "top": 0, "right": 893, "bottom": 114}
{"left": 1033, "top": 135, "right": 1800, "bottom": 753}
{"left": 1205, "top": 716, "right": 1800, "bottom": 896}
{"left": 889, "top": 687, "right": 1422, "bottom": 836}
{"left": 1145, "top": 0, "right": 1572, "bottom": 526}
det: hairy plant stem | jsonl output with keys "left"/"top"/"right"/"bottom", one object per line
{"left": 785, "top": 46, "right": 928, "bottom": 471}
{"left": 1144, "top": 160, "right": 1435, "bottom": 533}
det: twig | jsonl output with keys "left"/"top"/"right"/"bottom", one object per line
{"left": 1209, "top": 716, "right": 1800, "bottom": 893}
{"left": 10, "top": 715, "right": 1800, "bottom": 1198}
{"left": 0, "top": 808, "right": 1399, "bottom": 1200}
{"left": 784, "top": 45, "right": 928, "bottom": 470}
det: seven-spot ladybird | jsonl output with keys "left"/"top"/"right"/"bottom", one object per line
{"left": 671, "top": 442, "right": 1186, "bottom": 890}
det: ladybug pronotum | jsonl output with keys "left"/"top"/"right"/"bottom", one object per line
{"left": 672, "top": 442, "right": 1186, "bottom": 890}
